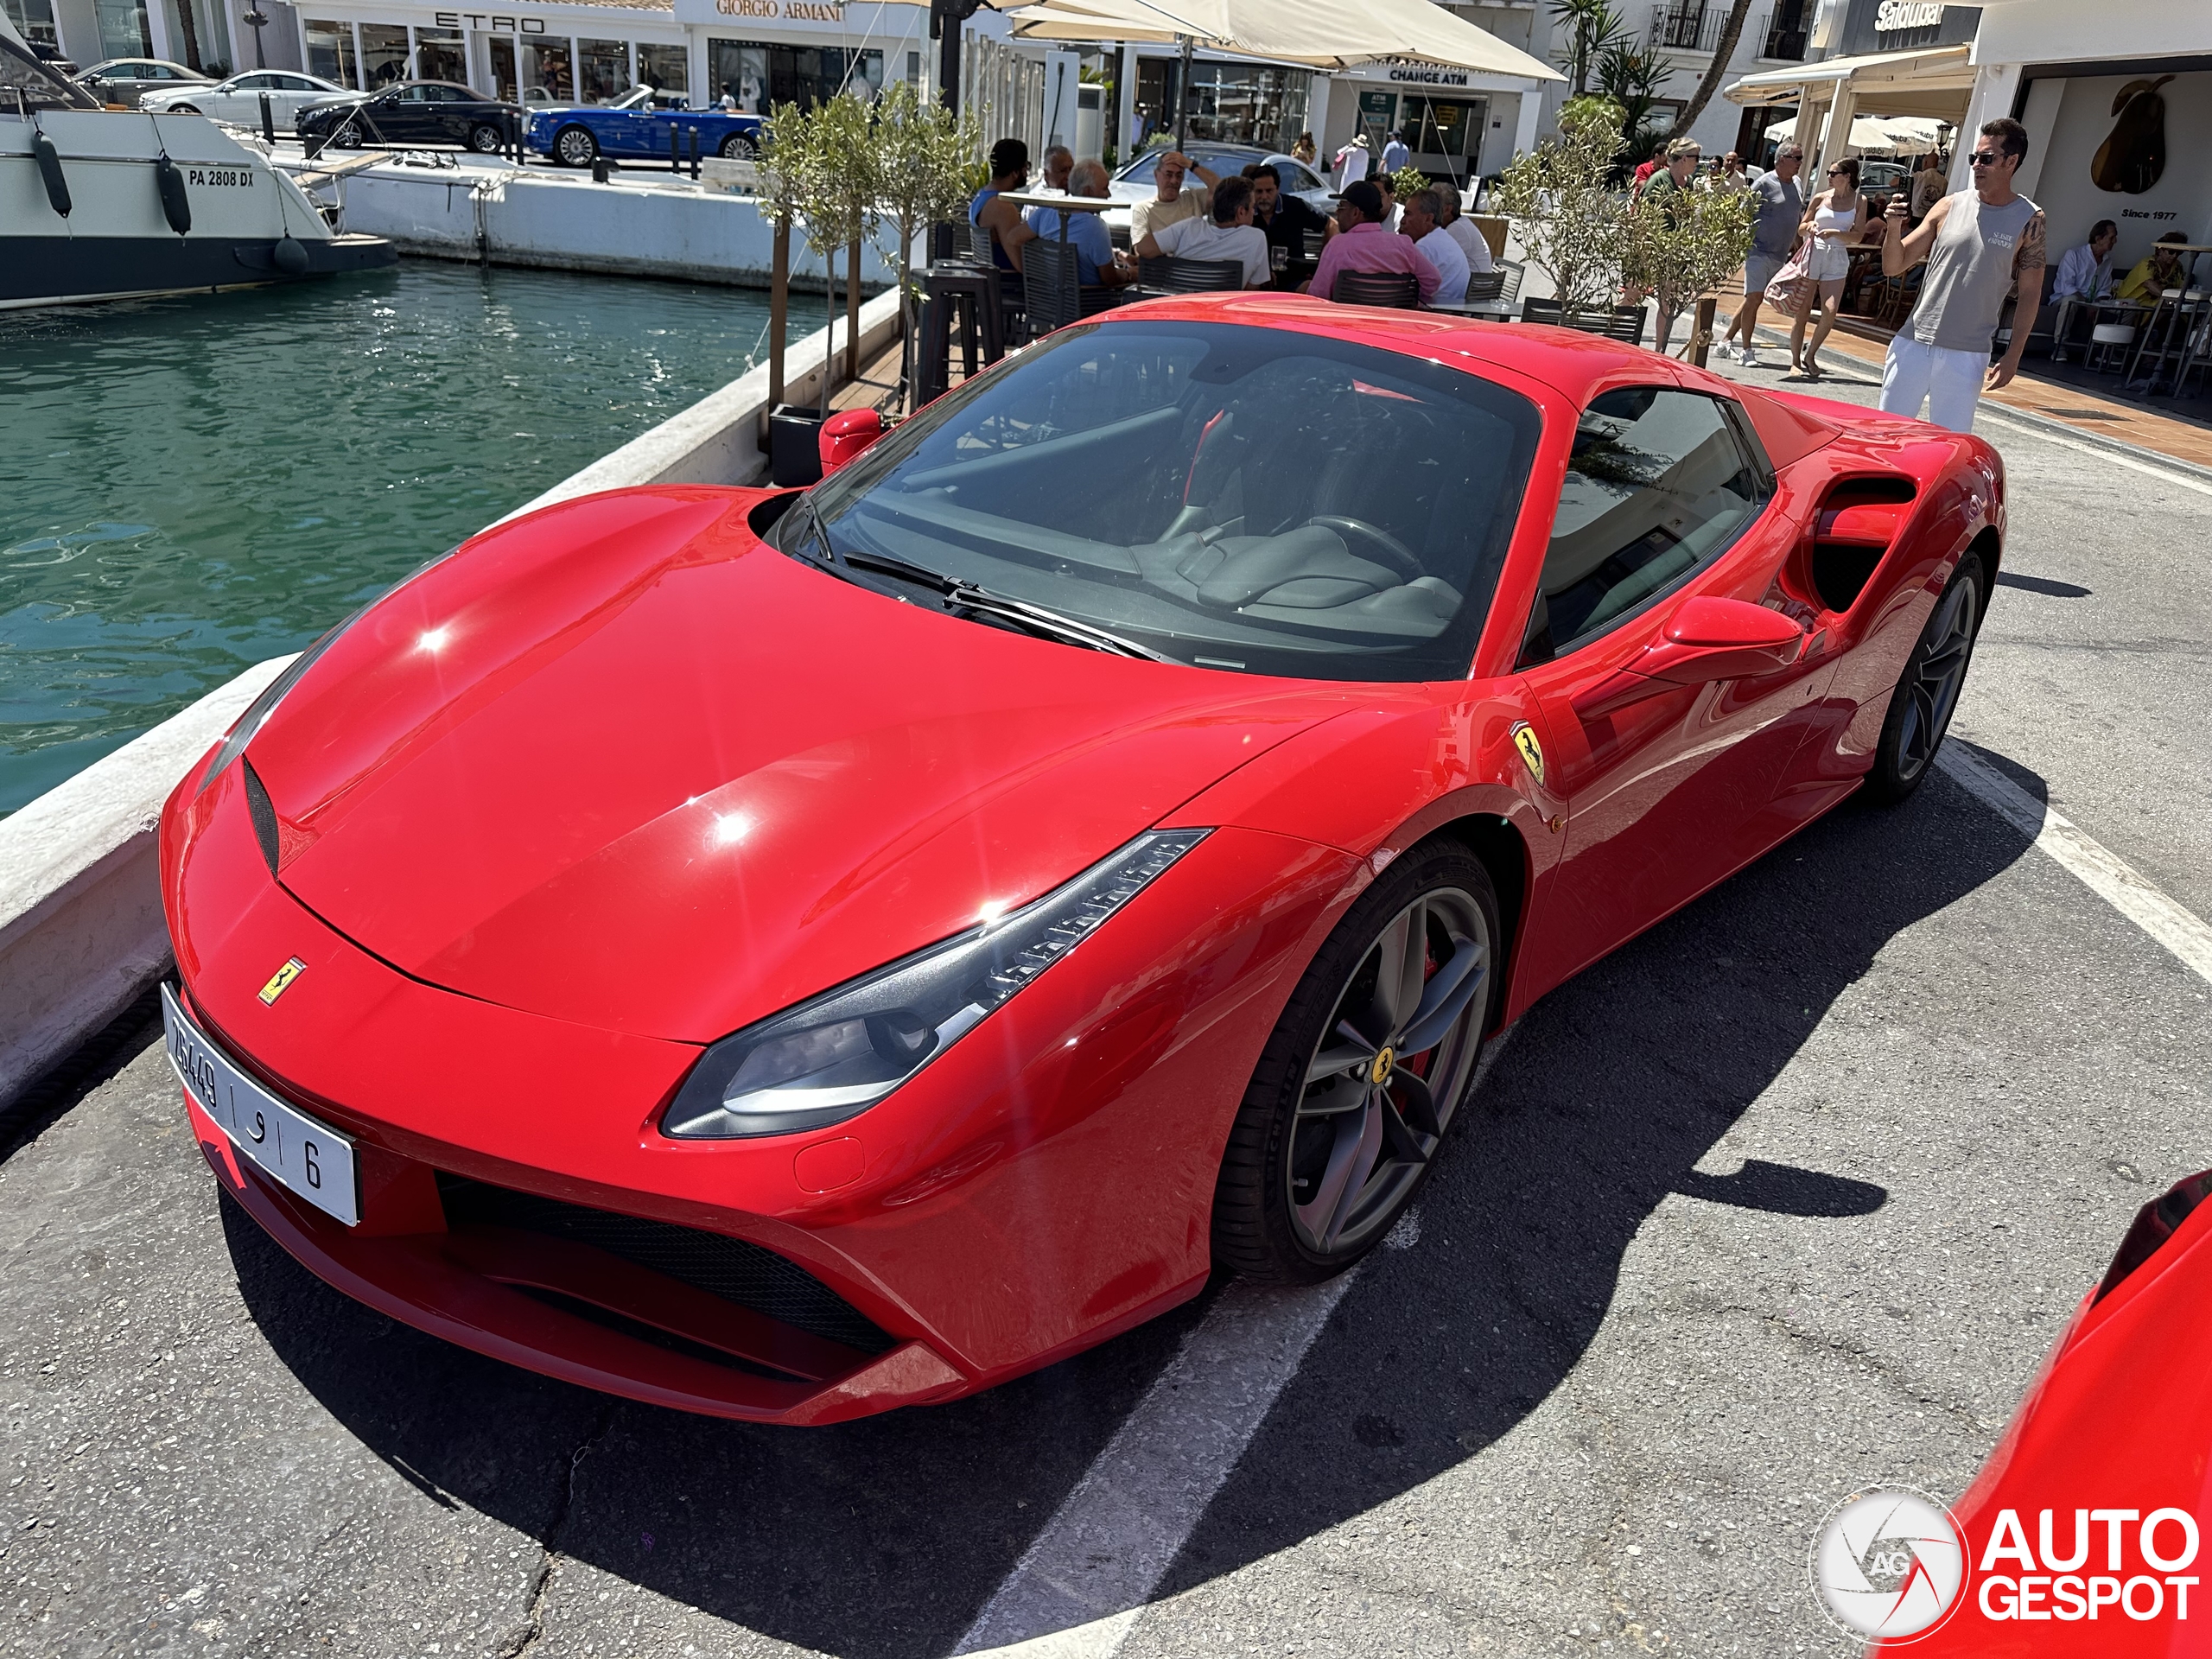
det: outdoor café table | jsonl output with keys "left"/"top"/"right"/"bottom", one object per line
{"left": 995, "top": 189, "right": 1116, "bottom": 255}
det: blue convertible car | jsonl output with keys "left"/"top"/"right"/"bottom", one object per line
{"left": 526, "top": 87, "right": 765, "bottom": 168}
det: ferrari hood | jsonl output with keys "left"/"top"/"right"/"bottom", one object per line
{"left": 246, "top": 488, "right": 1349, "bottom": 1044}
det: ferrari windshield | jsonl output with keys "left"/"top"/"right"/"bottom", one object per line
{"left": 801, "top": 321, "right": 1543, "bottom": 681}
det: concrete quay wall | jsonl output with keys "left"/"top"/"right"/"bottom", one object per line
{"left": 298, "top": 156, "right": 908, "bottom": 289}
{"left": 0, "top": 288, "right": 903, "bottom": 1109}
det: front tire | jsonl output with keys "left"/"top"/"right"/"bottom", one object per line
{"left": 332, "top": 118, "right": 363, "bottom": 149}
{"left": 467, "top": 122, "right": 503, "bottom": 153}
{"left": 552, "top": 124, "right": 597, "bottom": 167}
{"left": 1212, "top": 841, "right": 1500, "bottom": 1283}
{"left": 170, "top": 102, "right": 200, "bottom": 114}
{"left": 718, "top": 131, "right": 754, "bottom": 160}
{"left": 1864, "top": 550, "right": 1986, "bottom": 804}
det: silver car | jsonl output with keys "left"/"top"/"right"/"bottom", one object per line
{"left": 142, "top": 67, "right": 356, "bottom": 124}
{"left": 73, "top": 58, "right": 212, "bottom": 108}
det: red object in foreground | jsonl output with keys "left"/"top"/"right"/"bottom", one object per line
{"left": 158, "top": 295, "right": 2005, "bottom": 1422}
{"left": 1872, "top": 1173, "right": 2212, "bottom": 1656}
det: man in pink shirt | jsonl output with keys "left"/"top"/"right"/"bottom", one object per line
{"left": 1306, "top": 181, "right": 1440, "bottom": 304}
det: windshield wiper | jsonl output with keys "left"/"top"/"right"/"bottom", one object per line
{"left": 842, "top": 550, "right": 1171, "bottom": 663}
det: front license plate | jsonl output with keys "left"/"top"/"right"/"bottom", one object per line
{"left": 162, "top": 983, "right": 360, "bottom": 1226}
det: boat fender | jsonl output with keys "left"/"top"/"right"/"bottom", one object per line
{"left": 273, "top": 234, "right": 310, "bottom": 274}
{"left": 32, "top": 129, "right": 71, "bottom": 217}
{"left": 155, "top": 155, "right": 193, "bottom": 234}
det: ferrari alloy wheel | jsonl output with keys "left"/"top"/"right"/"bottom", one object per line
{"left": 719, "top": 132, "right": 754, "bottom": 160}
{"left": 467, "top": 123, "right": 504, "bottom": 153}
{"left": 554, "top": 124, "right": 597, "bottom": 167}
{"left": 1213, "top": 842, "right": 1499, "bottom": 1281}
{"left": 1866, "top": 550, "right": 1986, "bottom": 804}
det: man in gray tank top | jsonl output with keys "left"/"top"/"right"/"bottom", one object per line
{"left": 1875, "top": 117, "right": 2048, "bottom": 432}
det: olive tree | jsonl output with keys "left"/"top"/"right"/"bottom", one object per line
{"left": 760, "top": 92, "right": 876, "bottom": 416}
{"left": 868, "top": 82, "right": 980, "bottom": 411}
{"left": 1623, "top": 176, "right": 1754, "bottom": 355}
{"left": 1491, "top": 99, "right": 1629, "bottom": 323}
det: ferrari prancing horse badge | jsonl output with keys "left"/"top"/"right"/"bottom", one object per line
{"left": 1511, "top": 722, "right": 1546, "bottom": 789}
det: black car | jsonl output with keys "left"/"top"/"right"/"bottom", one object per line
{"left": 296, "top": 80, "right": 524, "bottom": 152}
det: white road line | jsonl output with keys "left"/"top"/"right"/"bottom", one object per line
{"left": 954, "top": 1034, "right": 1514, "bottom": 1659}
{"left": 1936, "top": 741, "right": 2212, "bottom": 985}
{"left": 950, "top": 1274, "right": 1358, "bottom": 1659}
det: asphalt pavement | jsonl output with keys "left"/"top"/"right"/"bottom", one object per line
{"left": 3, "top": 375, "right": 2209, "bottom": 1658}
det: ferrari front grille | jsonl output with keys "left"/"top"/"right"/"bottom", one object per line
{"left": 434, "top": 1173, "right": 895, "bottom": 1356}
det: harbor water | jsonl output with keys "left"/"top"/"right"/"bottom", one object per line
{"left": 1, "top": 263, "right": 775, "bottom": 814}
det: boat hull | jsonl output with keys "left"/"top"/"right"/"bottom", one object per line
{"left": 0, "top": 231, "right": 396, "bottom": 308}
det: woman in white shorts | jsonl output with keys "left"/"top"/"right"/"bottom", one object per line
{"left": 1789, "top": 156, "right": 1868, "bottom": 378}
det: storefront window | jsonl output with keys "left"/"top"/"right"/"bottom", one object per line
{"left": 578, "top": 36, "right": 626, "bottom": 101}
{"left": 414, "top": 28, "right": 466, "bottom": 86}
{"left": 2, "top": 0, "right": 60, "bottom": 54}
{"left": 93, "top": 0, "right": 152, "bottom": 60}
{"left": 1181, "top": 62, "right": 1309, "bottom": 151}
{"left": 167, "top": 0, "right": 233, "bottom": 73}
{"left": 707, "top": 40, "right": 880, "bottom": 112}
{"left": 359, "top": 22, "right": 408, "bottom": 87}
{"left": 1399, "top": 94, "right": 1487, "bottom": 162}
{"left": 521, "top": 35, "right": 570, "bottom": 103}
{"left": 486, "top": 33, "right": 516, "bottom": 100}
{"left": 303, "top": 16, "right": 357, "bottom": 86}
{"left": 636, "top": 41, "right": 686, "bottom": 104}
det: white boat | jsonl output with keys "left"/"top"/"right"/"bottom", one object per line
{"left": 2, "top": 20, "right": 394, "bottom": 311}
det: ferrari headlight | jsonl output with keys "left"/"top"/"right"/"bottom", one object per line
{"left": 661, "top": 829, "right": 1210, "bottom": 1140}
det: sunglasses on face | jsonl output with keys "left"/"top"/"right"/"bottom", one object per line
{"left": 1970, "top": 150, "right": 2003, "bottom": 167}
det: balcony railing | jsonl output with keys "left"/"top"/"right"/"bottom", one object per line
{"left": 1760, "top": 11, "right": 1808, "bottom": 58}
{"left": 1647, "top": 3, "right": 1730, "bottom": 54}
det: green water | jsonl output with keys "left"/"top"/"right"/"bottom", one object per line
{"left": 0, "top": 263, "right": 774, "bottom": 813}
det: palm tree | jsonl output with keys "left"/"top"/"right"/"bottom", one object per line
{"left": 1549, "top": 0, "right": 1630, "bottom": 98}
{"left": 1663, "top": 0, "right": 1760, "bottom": 141}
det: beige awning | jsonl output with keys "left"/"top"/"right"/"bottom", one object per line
{"left": 1725, "top": 43, "right": 1972, "bottom": 107}
{"left": 1764, "top": 111, "right": 1948, "bottom": 153}
{"left": 998, "top": 0, "right": 1564, "bottom": 81}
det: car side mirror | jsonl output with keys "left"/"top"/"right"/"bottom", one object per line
{"left": 818, "top": 408, "right": 884, "bottom": 475}
{"left": 1572, "top": 597, "right": 1806, "bottom": 720}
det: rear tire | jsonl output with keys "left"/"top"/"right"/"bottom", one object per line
{"left": 1864, "top": 550, "right": 1986, "bottom": 804}
{"left": 467, "top": 123, "right": 503, "bottom": 153}
{"left": 553, "top": 124, "right": 597, "bottom": 167}
{"left": 333, "top": 118, "right": 362, "bottom": 149}
{"left": 1211, "top": 841, "right": 1501, "bottom": 1284}
{"left": 718, "top": 131, "right": 754, "bottom": 160}
{"left": 170, "top": 102, "right": 200, "bottom": 114}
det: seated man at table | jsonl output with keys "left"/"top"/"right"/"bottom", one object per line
{"left": 1134, "top": 174, "right": 1272, "bottom": 288}
{"left": 1305, "top": 180, "right": 1438, "bottom": 304}
{"left": 2115, "top": 230, "right": 2188, "bottom": 304}
{"left": 1398, "top": 187, "right": 1470, "bottom": 306}
{"left": 1129, "top": 150, "right": 1221, "bottom": 244}
{"left": 1036, "top": 144, "right": 1073, "bottom": 195}
{"left": 1243, "top": 162, "right": 1328, "bottom": 285}
{"left": 2055, "top": 219, "right": 2119, "bottom": 302}
{"left": 1435, "top": 189, "right": 1496, "bottom": 277}
{"left": 969, "top": 137, "right": 1036, "bottom": 274}
{"left": 1026, "top": 159, "right": 1136, "bottom": 293}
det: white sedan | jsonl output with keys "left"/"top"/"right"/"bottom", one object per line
{"left": 143, "top": 69, "right": 356, "bottom": 125}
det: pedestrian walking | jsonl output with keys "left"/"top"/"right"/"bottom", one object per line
{"left": 1876, "top": 117, "right": 2046, "bottom": 432}
{"left": 1334, "top": 131, "right": 1370, "bottom": 193}
{"left": 1381, "top": 129, "right": 1409, "bottom": 173}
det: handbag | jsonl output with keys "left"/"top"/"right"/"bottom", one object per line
{"left": 1763, "top": 235, "right": 1816, "bottom": 319}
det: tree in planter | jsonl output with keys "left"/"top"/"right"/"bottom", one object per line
{"left": 1491, "top": 99, "right": 1629, "bottom": 325}
{"left": 867, "top": 82, "right": 980, "bottom": 413}
{"left": 1622, "top": 171, "right": 1753, "bottom": 355}
{"left": 761, "top": 92, "right": 877, "bottom": 419}
{"left": 1550, "top": 0, "right": 1629, "bottom": 98}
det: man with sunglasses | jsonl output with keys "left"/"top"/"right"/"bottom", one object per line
{"left": 1875, "top": 117, "right": 2046, "bottom": 431}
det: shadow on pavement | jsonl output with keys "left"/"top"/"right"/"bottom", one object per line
{"left": 224, "top": 766, "right": 2035, "bottom": 1659}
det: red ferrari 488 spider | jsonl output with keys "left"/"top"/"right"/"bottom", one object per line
{"left": 159, "top": 296, "right": 2004, "bottom": 1424}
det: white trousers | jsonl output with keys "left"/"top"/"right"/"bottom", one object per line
{"left": 1878, "top": 332, "right": 1986, "bottom": 432}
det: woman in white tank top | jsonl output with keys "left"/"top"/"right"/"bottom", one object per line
{"left": 1790, "top": 156, "right": 1868, "bottom": 377}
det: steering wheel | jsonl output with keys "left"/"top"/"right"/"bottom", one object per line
{"left": 1305, "top": 516, "right": 1423, "bottom": 582}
